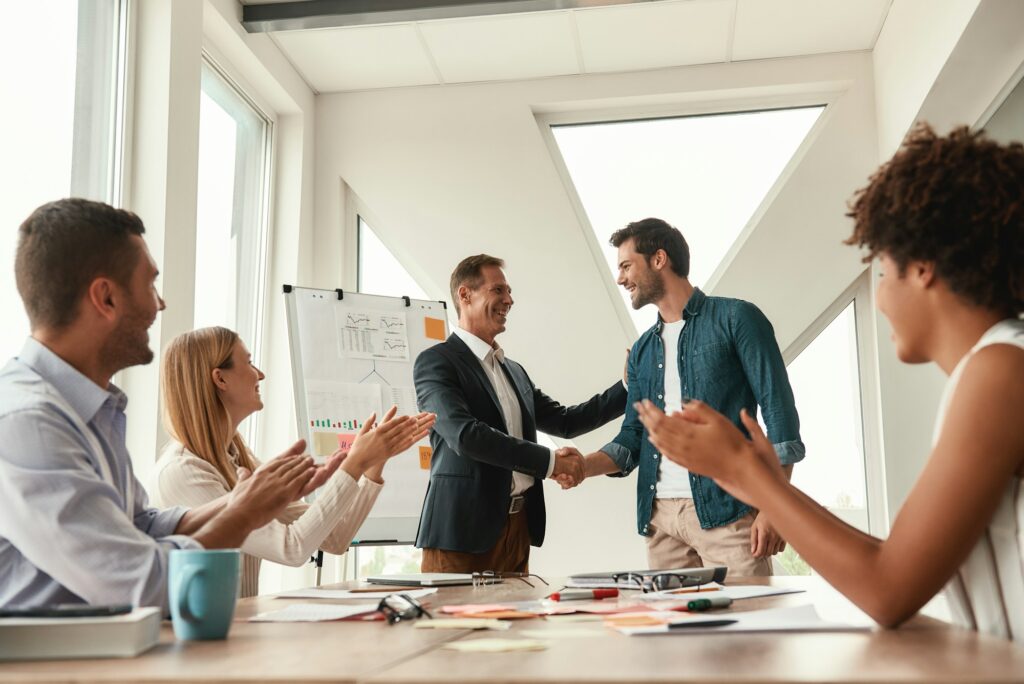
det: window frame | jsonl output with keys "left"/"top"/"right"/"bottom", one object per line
{"left": 536, "top": 91, "right": 838, "bottom": 343}
{"left": 196, "top": 48, "right": 277, "bottom": 447}
{"left": 781, "top": 270, "right": 887, "bottom": 535}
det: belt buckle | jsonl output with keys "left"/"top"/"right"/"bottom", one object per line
{"left": 508, "top": 495, "right": 525, "bottom": 514}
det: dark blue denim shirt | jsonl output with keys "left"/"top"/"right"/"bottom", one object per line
{"left": 601, "top": 288, "right": 804, "bottom": 535}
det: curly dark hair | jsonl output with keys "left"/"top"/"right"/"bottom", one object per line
{"left": 845, "top": 123, "right": 1024, "bottom": 316}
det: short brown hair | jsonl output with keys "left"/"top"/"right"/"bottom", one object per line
{"left": 846, "top": 123, "right": 1024, "bottom": 316}
{"left": 610, "top": 218, "right": 690, "bottom": 278}
{"left": 449, "top": 254, "right": 504, "bottom": 315}
{"left": 15, "top": 198, "right": 146, "bottom": 330}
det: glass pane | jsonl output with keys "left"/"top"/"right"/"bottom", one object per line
{"left": 194, "top": 62, "right": 270, "bottom": 349}
{"left": 0, "top": 0, "right": 121, "bottom": 360}
{"left": 357, "top": 217, "right": 429, "bottom": 299}
{"left": 551, "top": 107, "right": 823, "bottom": 335}
{"left": 787, "top": 302, "right": 867, "bottom": 515}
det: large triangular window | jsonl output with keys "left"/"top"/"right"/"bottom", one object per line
{"left": 551, "top": 106, "right": 823, "bottom": 336}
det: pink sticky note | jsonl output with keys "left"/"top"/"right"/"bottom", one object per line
{"left": 336, "top": 433, "right": 357, "bottom": 451}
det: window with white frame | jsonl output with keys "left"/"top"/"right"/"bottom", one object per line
{"left": 357, "top": 216, "right": 429, "bottom": 299}
{"left": 194, "top": 59, "right": 272, "bottom": 352}
{"left": 550, "top": 106, "right": 823, "bottom": 337}
{"left": 194, "top": 59, "right": 272, "bottom": 446}
{"left": 774, "top": 275, "right": 878, "bottom": 575}
{"left": 355, "top": 215, "right": 429, "bottom": 576}
{"left": 0, "top": 0, "right": 128, "bottom": 360}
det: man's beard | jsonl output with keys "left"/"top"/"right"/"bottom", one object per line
{"left": 100, "top": 308, "right": 154, "bottom": 374}
{"left": 632, "top": 270, "right": 665, "bottom": 310}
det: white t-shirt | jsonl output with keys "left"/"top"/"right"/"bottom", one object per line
{"left": 656, "top": 319, "right": 692, "bottom": 499}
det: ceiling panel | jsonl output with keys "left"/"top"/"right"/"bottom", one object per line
{"left": 732, "top": 0, "right": 891, "bottom": 61}
{"left": 419, "top": 11, "right": 579, "bottom": 84}
{"left": 575, "top": 0, "right": 733, "bottom": 73}
{"left": 272, "top": 24, "right": 439, "bottom": 92}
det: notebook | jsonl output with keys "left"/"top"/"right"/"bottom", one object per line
{"left": 0, "top": 607, "right": 161, "bottom": 660}
{"left": 365, "top": 573, "right": 476, "bottom": 587}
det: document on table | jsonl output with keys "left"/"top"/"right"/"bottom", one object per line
{"left": 251, "top": 603, "right": 379, "bottom": 622}
{"left": 275, "top": 587, "right": 438, "bottom": 601}
{"left": 614, "top": 605, "right": 869, "bottom": 635}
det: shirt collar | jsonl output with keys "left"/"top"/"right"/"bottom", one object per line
{"left": 654, "top": 287, "right": 706, "bottom": 333}
{"left": 454, "top": 326, "right": 504, "bottom": 364}
{"left": 17, "top": 337, "right": 126, "bottom": 423}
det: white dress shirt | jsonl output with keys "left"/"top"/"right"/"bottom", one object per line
{"left": 453, "top": 327, "right": 555, "bottom": 495}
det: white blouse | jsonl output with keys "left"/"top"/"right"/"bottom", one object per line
{"left": 935, "top": 319, "right": 1024, "bottom": 642}
{"left": 152, "top": 440, "right": 381, "bottom": 598}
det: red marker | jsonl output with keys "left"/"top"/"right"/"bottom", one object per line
{"left": 549, "top": 588, "right": 619, "bottom": 601}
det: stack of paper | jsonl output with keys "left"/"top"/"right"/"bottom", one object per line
{"left": 275, "top": 587, "right": 437, "bottom": 601}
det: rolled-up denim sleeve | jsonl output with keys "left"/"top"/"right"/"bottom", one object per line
{"left": 601, "top": 349, "right": 643, "bottom": 476}
{"left": 731, "top": 301, "right": 806, "bottom": 466}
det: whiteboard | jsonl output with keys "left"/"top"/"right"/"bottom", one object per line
{"left": 284, "top": 286, "right": 449, "bottom": 544}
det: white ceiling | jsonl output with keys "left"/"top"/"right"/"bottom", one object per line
{"left": 263, "top": 0, "right": 892, "bottom": 93}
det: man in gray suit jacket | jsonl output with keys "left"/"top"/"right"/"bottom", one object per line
{"left": 414, "top": 254, "right": 627, "bottom": 573}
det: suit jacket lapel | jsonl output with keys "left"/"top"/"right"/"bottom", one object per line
{"left": 446, "top": 334, "right": 508, "bottom": 432}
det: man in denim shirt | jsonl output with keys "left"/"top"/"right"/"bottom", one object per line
{"left": 577, "top": 219, "right": 804, "bottom": 575}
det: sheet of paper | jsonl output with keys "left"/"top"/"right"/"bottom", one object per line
{"left": 615, "top": 604, "right": 869, "bottom": 635}
{"left": 385, "top": 385, "right": 419, "bottom": 417}
{"left": 414, "top": 619, "right": 511, "bottom": 630}
{"left": 250, "top": 603, "right": 378, "bottom": 622}
{"left": 441, "top": 604, "right": 514, "bottom": 614}
{"left": 520, "top": 628, "right": 601, "bottom": 639}
{"left": 304, "top": 380, "right": 383, "bottom": 444}
{"left": 442, "top": 638, "right": 547, "bottom": 652}
{"left": 276, "top": 587, "right": 437, "bottom": 601}
{"left": 337, "top": 308, "right": 410, "bottom": 361}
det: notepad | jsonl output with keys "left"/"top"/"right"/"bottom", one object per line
{"left": 276, "top": 587, "right": 437, "bottom": 601}
{"left": 0, "top": 607, "right": 161, "bottom": 660}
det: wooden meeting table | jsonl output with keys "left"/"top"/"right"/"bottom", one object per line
{"left": 1, "top": 576, "right": 1023, "bottom": 683}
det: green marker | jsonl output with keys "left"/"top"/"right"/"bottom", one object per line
{"left": 688, "top": 596, "right": 733, "bottom": 611}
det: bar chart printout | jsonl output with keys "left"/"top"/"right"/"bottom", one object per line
{"left": 305, "top": 381, "right": 383, "bottom": 456}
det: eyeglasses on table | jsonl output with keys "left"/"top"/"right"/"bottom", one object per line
{"left": 470, "top": 571, "right": 548, "bottom": 588}
{"left": 377, "top": 593, "right": 433, "bottom": 625}
{"left": 611, "top": 572, "right": 710, "bottom": 593}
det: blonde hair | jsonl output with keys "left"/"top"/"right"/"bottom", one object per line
{"left": 161, "top": 327, "right": 257, "bottom": 487}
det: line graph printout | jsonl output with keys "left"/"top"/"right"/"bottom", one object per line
{"left": 337, "top": 308, "right": 410, "bottom": 361}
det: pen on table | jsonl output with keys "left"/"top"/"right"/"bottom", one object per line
{"left": 667, "top": 619, "right": 737, "bottom": 629}
{"left": 549, "top": 588, "right": 619, "bottom": 601}
{"left": 687, "top": 596, "right": 733, "bottom": 611}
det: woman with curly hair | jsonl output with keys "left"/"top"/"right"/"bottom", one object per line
{"left": 634, "top": 124, "right": 1024, "bottom": 639}
{"left": 153, "top": 327, "right": 434, "bottom": 597}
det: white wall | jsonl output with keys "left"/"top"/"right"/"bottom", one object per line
{"left": 314, "top": 52, "right": 881, "bottom": 575}
{"left": 868, "top": 0, "right": 1024, "bottom": 521}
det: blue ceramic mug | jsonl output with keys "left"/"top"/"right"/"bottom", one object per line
{"left": 168, "top": 549, "right": 240, "bottom": 640}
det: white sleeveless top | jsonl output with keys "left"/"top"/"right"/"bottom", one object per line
{"left": 935, "top": 319, "right": 1024, "bottom": 642}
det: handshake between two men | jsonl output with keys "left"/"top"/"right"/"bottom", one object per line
{"left": 550, "top": 447, "right": 589, "bottom": 489}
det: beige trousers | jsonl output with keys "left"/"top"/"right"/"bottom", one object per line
{"left": 646, "top": 498, "right": 772, "bottom": 577}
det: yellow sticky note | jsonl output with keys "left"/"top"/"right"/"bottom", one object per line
{"left": 424, "top": 317, "right": 446, "bottom": 341}
{"left": 419, "top": 446, "right": 432, "bottom": 470}
{"left": 312, "top": 432, "right": 338, "bottom": 457}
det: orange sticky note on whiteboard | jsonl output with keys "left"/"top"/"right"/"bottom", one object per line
{"left": 424, "top": 317, "right": 446, "bottom": 341}
{"left": 336, "top": 433, "right": 357, "bottom": 451}
{"left": 419, "top": 446, "right": 432, "bottom": 469}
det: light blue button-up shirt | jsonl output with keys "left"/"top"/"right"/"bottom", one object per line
{"left": 0, "top": 338, "right": 200, "bottom": 611}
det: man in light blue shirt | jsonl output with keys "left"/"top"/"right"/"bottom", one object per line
{"left": 0, "top": 199, "right": 338, "bottom": 612}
